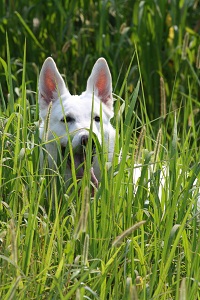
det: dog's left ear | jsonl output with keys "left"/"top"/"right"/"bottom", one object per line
{"left": 39, "top": 57, "right": 70, "bottom": 108}
{"left": 86, "top": 58, "right": 113, "bottom": 110}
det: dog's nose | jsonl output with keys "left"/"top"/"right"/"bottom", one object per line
{"left": 81, "top": 135, "right": 89, "bottom": 147}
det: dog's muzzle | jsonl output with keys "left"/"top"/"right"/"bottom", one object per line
{"left": 62, "top": 134, "right": 98, "bottom": 188}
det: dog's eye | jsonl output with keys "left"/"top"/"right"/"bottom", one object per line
{"left": 61, "top": 116, "right": 74, "bottom": 123}
{"left": 94, "top": 116, "right": 100, "bottom": 122}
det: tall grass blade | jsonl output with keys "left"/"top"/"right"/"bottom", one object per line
{"left": 15, "top": 11, "right": 44, "bottom": 50}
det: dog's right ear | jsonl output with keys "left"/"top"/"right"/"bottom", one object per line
{"left": 39, "top": 57, "right": 70, "bottom": 108}
{"left": 86, "top": 58, "right": 113, "bottom": 111}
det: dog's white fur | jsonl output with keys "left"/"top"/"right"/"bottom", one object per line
{"left": 39, "top": 57, "right": 115, "bottom": 186}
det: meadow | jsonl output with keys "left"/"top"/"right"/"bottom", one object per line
{"left": 0, "top": 1, "right": 200, "bottom": 299}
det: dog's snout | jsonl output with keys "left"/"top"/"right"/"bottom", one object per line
{"left": 81, "top": 135, "right": 96, "bottom": 151}
{"left": 81, "top": 135, "right": 89, "bottom": 147}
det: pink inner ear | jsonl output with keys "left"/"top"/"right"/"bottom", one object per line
{"left": 43, "top": 68, "right": 56, "bottom": 100}
{"left": 96, "top": 69, "right": 108, "bottom": 99}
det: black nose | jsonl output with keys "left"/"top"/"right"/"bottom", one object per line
{"left": 81, "top": 135, "right": 89, "bottom": 147}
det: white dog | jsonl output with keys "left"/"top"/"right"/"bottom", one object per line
{"left": 38, "top": 57, "right": 200, "bottom": 210}
{"left": 39, "top": 57, "right": 116, "bottom": 187}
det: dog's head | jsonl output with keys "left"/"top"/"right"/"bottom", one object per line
{"left": 39, "top": 57, "right": 115, "bottom": 187}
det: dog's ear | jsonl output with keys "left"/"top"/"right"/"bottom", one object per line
{"left": 86, "top": 58, "right": 113, "bottom": 110}
{"left": 39, "top": 57, "right": 70, "bottom": 107}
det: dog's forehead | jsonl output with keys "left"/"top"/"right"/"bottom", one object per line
{"left": 61, "top": 95, "right": 104, "bottom": 115}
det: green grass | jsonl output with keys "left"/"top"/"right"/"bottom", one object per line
{"left": 0, "top": 1, "right": 200, "bottom": 299}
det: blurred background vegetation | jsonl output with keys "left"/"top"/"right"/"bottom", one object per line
{"left": 0, "top": 0, "right": 200, "bottom": 124}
